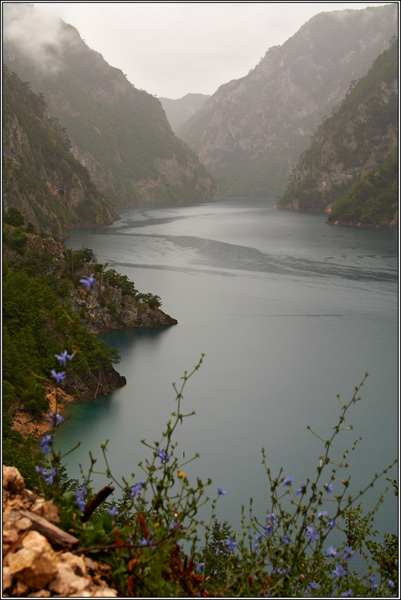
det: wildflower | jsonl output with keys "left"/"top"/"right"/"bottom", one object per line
{"left": 130, "top": 479, "right": 145, "bottom": 499}
{"left": 55, "top": 350, "right": 75, "bottom": 366}
{"left": 324, "top": 482, "right": 334, "bottom": 494}
{"left": 307, "top": 581, "right": 318, "bottom": 592}
{"left": 139, "top": 538, "right": 156, "bottom": 548}
{"left": 328, "top": 518, "right": 336, "bottom": 529}
{"left": 266, "top": 513, "right": 277, "bottom": 525}
{"left": 216, "top": 487, "right": 227, "bottom": 495}
{"left": 75, "top": 487, "right": 87, "bottom": 511}
{"left": 342, "top": 547, "right": 355, "bottom": 561}
{"left": 227, "top": 536, "right": 236, "bottom": 551}
{"left": 369, "top": 577, "right": 378, "bottom": 591}
{"left": 106, "top": 507, "right": 119, "bottom": 516}
{"left": 282, "top": 534, "right": 290, "bottom": 545}
{"left": 318, "top": 511, "right": 328, "bottom": 519}
{"left": 178, "top": 471, "right": 186, "bottom": 478}
{"left": 282, "top": 475, "right": 293, "bottom": 487}
{"left": 49, "top": 411, "right": 63, "bottom": 426}
{"left": 157, "top": 448, "right": 171, "bottom": 463}
{"left": 35, "top": 466, "right": 55, "bottom": 485}
{"left": 332, "top": 564, "right": 347, "bottom": 578}
{"left": 79, "top": 274, "right": 96, "bottom": 291}
{"left": 263, "top": 525, "right": 273, "bottom": 537}
{"left": 341, "top": 590, "right": 353, "bottom": 597}
{"left": 254, "top": 533, "right": 263, "bottom": 551}
{"left": 388, "top": 579, "right": 395, "bottom": 589}
{"left": 196, "top": 563, "right": 205, "bottom": 572}
{"left": 39, "top": 434, "right": 52, "bottom": 455}
{"left": 50, "top": 369, "right": 66, "bottom": 385}
{"left": 326, "top": 546, "right": 337, "bottom": 557}
{"left": 306, "top": 525, "right": 319, "bottom": 542}
{"left": 44, "top": 468, "right": 56, "bottom": 485}
{"left": 296, "top": 483, "right": 306, "bottom": 495}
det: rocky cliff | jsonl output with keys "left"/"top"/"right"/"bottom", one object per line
{"left": 177, "top": 4, "right": 397, "bottom": 199}
{"left": 278, "top": 41, "right": 398, "bottom": 227}
{"left": 3, "top": 3, "right": 219, "bottom": 210}
{"left": 3, "top": 65, "right": 119, "bottom": 239}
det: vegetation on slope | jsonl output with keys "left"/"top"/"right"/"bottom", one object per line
{"left": 3, "top": 65, "right": 119, "bottom": 238}
{"left": 2, "top": 209, "right": 173, "bottom": 488}
{"left": 328, "top": 150, "right": 398, "bottom": 226}
{"left": 279, "top": 41, "right": 398, "bottom": 226}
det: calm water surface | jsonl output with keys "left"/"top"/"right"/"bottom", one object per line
{"left": 57, "top": 199, "right": 398, "bottom": 544}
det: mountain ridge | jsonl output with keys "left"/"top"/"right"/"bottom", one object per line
{"left": 160, "top": 93, "right": 211, "bottom": 132}
{"left": 177, "top": 4, "right": 398, "bottom": 199}
{"left": 3, "top": 4, "right": 219, "bottom": 210}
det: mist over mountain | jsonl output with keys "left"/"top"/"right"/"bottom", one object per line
{"left": 160, "top": 94, "right": 211, "bottom": 132}
{"left": 3, "top": 3, "right": 219, "bottom": 209}
{"left": 177, "top": 4, "right": 397, "bottom": 200}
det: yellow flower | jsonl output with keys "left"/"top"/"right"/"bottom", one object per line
{"left": 178, "top": 471, "right": 186, "bottom": 478}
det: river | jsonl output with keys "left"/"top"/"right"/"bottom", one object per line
{"left": 56, "top": 198, "right": 398, "bottom": 550}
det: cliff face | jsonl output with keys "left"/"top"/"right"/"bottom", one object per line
{"left": 177, "top": 4, "right": 397, "bottom": 199}
{"left": 278, "top": 42, "right": 398, "bottom": 227}
{"left": 70, "top": 273, "right": 178, "bottom": 335}
{"left": 3, "top": 4, "right": 219, "bottom": 209}
{"left": 3, "top": 66, "right": 119, "bottom": 239}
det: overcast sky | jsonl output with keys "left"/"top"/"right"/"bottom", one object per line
{"left": 28, "top": 2, "right": 393, "bottom": 98}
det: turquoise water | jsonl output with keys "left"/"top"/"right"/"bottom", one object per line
{"left": 56, "top": 198, "right": 398, "bottom": 547}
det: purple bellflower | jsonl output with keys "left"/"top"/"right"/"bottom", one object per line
{"left": 50, "top": 370, "right": 66, "bottom": 385}
{"left": 79, "top": 274, "right": 96, "bottom": 291}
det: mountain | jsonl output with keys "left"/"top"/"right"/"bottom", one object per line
{"left": 177, "top": 4, "right": 397, "bottom": 199}
{"left": 278, "top": 41, "right": 398, "bottom": 227}
{"left": 3, "top": 3, "right": 219, "bottom": 209}
{"left": 3, "top": 65, "right": 120, "bottom": 239}
{"left": 160, "top": 93, "right": 211, "bottom": 132}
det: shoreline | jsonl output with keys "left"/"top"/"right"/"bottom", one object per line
{"left": 11, "top": 385, "right": 76, "bottom": 438}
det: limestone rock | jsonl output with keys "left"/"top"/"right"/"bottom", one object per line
{"left": 2, "top": 566, "right": 13, "bottom": 592}
{"left": 47, "top": 563, "right": 89, "bottom": 596}
{"left": 3, "top": 465, "right": 25, "bottom": 494}
{"left": 8, "top": 546, "right": 57, "bottom": 589}
{"left": 3, "top": 465, "right": 120, "bottom": 597}
{"left": 31, "top": 498, "right": 60, "bottom": 524}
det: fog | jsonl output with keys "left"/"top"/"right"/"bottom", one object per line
{"left": 3, "top": 1, "right": 391, "bottom": 98}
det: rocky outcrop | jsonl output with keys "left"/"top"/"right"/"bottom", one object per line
{"left": 7, "top": 230, "right": 178, "bottom": 334}
{"left": 3, "top": 466, "right": 119, "bottom": 597}
{"left": 4, "top": 230, "right": 177, "bottom": 409}
{"left": 78, "top": 287, "right": 178, "bottom": 335}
